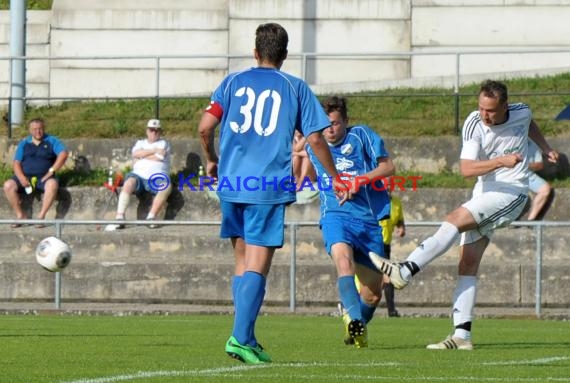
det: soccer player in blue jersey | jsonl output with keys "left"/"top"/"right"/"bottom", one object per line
{"left": 198, "top": 23, "right": 347, "bottom": 364}
{"left": 371, "top": 80, "right": 558, "bottom": 350}
{"left": 3, "top": 118, "right": 68, "bottom": 227}
{"left": 307, "top": 96, "right": 395, "bottom": 348}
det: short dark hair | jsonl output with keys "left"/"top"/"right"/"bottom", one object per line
{"left": 479, "top": 80, "right": 508, "bottom": 105}
{"left": 28, "top": 118, "right": 46, "bottom": 128}
{"left": 322, "top": 96, "right": 348, "bottom": 121}
{"left": 255, "top": 23, "right": 288, "bottom": 64}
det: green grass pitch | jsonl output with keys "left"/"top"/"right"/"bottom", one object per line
{"left": 1, "top": 314, "right": 569, "bottom": 382}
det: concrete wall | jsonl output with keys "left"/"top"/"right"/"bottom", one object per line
{"left": 1, "top": 0, "right": 570, "bottom": 107}
{"left": 2, "top": 136, "right": 569, "bottom": 181}
{"left": 0, "top": 188, "right": 569, "bottom": 307}
{"left": 411, "top": 0, "right": 570, "bottom": 85}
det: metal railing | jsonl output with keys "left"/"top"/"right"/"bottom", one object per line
{"left": 3, "top": 48, "right": 570, "bottom": 135}
{"left": 0, "top": 218, "right": 563, "bottom": 318}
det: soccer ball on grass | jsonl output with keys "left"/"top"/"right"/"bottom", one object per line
{"left": 36, "top": 236, "right": 72, "bottom": 272}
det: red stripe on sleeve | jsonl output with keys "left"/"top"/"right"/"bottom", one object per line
{"left": 205, "top": 101, "right": 223, "bottom": 120}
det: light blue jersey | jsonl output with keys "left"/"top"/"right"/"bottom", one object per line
{"left": 307, "top": 125, "right": 391, "bottom": 222}
{"left": 211, "top": 67, "right": 330, "bottom": 204}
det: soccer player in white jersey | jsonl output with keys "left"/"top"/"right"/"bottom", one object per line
{"left": 370, "top": 80, "right": 558, "bottom": 350}
{"left": 198, "top": 23, "right": 347, "bottom": 364}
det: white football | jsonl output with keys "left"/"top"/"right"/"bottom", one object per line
{"left": 36, "top": 236, "right": 72, "bottom": 272}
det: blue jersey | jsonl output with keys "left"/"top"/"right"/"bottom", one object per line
{"left": 307, "top": 125, "right": 391, "bottom": 222}
{"left": 211, "top": 67, "right": 330, "bottom": 204}
{"left": 14, "top": 134, "right": 66, "bottom": 177}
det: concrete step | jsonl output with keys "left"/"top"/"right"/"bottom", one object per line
{"left": 1, "top": 187, "right": 568, "bottom": 307}
{"left": 3, "top": 187, "right": 570, "bottom": 222}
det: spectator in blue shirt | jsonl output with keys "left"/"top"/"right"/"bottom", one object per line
{"left": 3, "top": 118, "right": 68, "bottom": 227}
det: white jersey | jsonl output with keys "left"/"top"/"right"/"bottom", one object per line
{"left": 460, "top": 103, "right": 531, "bottom": 194}
{"left": 527, "top": 139, "right": 543, "bottom": 164}
{"left": 131, "top": 138, "right": 171, "bottom": 179}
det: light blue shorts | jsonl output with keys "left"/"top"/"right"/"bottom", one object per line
{"left": 220, "top": 201, "right": 286, "bottom": 247}
{"left": 320, "top": 214, "right": 385, "bottom": 271}
{"left": 528, "top": 172, "right": 547, "bottom": 194}
{"left": 124, "top": 173, "right": 158, "bottom": 195}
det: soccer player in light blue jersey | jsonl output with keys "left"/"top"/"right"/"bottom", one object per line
{"left": 307, "top": 96, "right": 395, "bottom": 348}
{"left": 198, "top": 23, "right": 347, "bottom": 364}
{"left": 371, "top": 80, "right": 559, "bottom": 350}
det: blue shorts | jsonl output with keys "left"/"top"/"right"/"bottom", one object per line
{"left": 320, "top": 214, "right": 385, "bottom": 271}
{"left": 220, "top": 201, "right": 286, "bottom": 247}
{"left": 12, "top": 175, "right": 56, "bottom": 193}
{"left": 124, "top": 173, "right": 157, "bottom": 195}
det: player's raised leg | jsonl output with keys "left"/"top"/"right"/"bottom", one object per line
{"left": 370, "top": 207, "right": 477, "bottom": 289}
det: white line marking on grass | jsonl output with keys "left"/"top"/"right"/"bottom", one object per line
{"left": 60, "top": 365, "right": 269, "bottom": 383}
{"left": 239, "top": 374, "right": 570, "bottom": 382}
{"left": 483, "top": 356, "right": 569, "bottom": 366}
{"left": 60, "top": 359, "right": 570, "bottom": 383}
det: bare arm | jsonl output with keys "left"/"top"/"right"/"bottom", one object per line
{"left": 460, "top": 154, "right": 522, "bottom": 178}
{"left": 41, "top": 150, "right": 68, "bottom": 182}
{"left": 345, "top": 156, "right": 395, "bottom": 194}
{"left": 51, "top": 151, "right": 69, "bottom": 171}
{"left": 528, "top": 119, "right": 559, "bottom": 164}
{"left": 305, "top": 131, "right": 336, "bottom": 179}
{"left": 395, "top": 222, "right": 406, "bottom": 237}
{"left": 364, "top": 157, "right": 395, "bottom": 183}
{"left": 12, "top": 160, "right": 28, "bottom": 186}
{"left": 198, "top": 112, "right": 220, "bottom": 179}
{"left": 133, "top": 148, "right": 166, "bottom": 161}
{"left": 306, "top": 131, "right": 349, "bottom": 204}
{"left": 528, "top": 161, "right": 544, "bottom": 172}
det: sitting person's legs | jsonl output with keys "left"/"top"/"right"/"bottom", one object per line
{"left": 37, "top": 178, "right": 59, "bottom": 220}
{"left": 3, "top": 178, "right": 27, "bottom": 221}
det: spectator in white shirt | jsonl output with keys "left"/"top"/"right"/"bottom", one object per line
{"left": 105, "top": 119, "right": 172, "bottom": 231}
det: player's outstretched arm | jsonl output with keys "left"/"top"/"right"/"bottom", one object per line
{"left": 198, "top": 112, "right": 220, "bottom": 179}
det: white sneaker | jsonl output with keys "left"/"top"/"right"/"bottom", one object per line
{"left": 426, "top": 335, "right": 473, "bottom": 350}
{"left": 104, "top": 218, "right": 125, "bottom": 232}
{"left": 146, "top": 218, "right": 159, "bottom": 229}
{"left": 368, "top": 252, "right": 408, "bottom": 289}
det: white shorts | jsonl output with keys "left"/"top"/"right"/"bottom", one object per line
{"left": 528, "top": 172, "right": 547, "bottom": 194}
{"left": 460, "top": 190, "right": 529, "bottom": 245}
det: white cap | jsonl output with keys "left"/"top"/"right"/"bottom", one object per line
{"left": 147, "top": 119, "right": 161, "bottom": 129}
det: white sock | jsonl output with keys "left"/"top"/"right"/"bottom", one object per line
{"left": 400, "top": 221, "right": 459, "bottom": 280}
{"left": 452, "top": 275, "right": 477, "bottom": 341}
{"left": 117, "top": 192, "right": 130, "bottom": 215}
{"left": 146, "top": 212, "right": 156, "bottom": 220}
{"left": 454, "top": 328, "right": 471, "bottom": 341}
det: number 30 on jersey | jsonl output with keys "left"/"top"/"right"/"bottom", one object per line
{"left": 230, "top": 87, "right": 281, "bottom": 137}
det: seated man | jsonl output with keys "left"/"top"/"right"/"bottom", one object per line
{"left": 526, "top": 139, "right": 554, "bottom": 220}
{"left": 3, "top": 118, "right": 68, "bottom": 228}
{"left": 105, "top": 119, "right": 172, "bottom": 231}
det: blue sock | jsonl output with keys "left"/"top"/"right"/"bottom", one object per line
{"left": 360, "top": 299, "right": 377, "bottom": 324}
{"left": 232, "top": 271, "right": 265, "bottom": 346}
{"left": 338, "top": 275, "right": 362, "bottom": 321}
{"left": 231, "top": 275, "right": 262, "bottom": 345}
{"left": 249, "top": 285, "right": 266, "bottom": 347}
{"left": 231, "top": 275, "right": 242, "bottom": 308}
